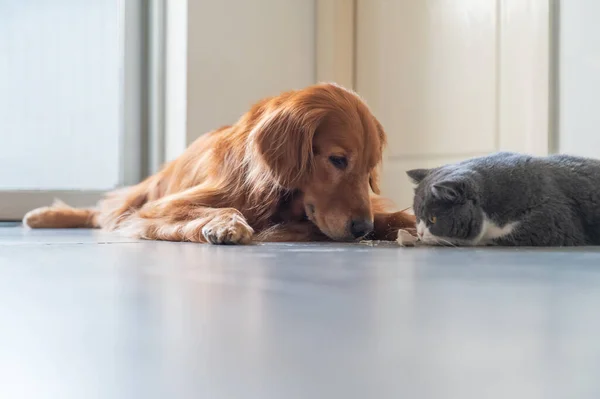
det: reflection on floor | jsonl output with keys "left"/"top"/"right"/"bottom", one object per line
{"left": 1, "top": 227, "right": 600, "bottom": 399}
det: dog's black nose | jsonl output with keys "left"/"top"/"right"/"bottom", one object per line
{"left": 350, "top": 219, "right": 374, "bottom": 239}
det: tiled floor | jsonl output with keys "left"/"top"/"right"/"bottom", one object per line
{"left": 1, "top": 227, "right": 600, "bottom": 399}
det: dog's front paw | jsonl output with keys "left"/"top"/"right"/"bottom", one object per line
{"left": 397, "top": 229, "right": 419, "bottom": 247}
{"left": 202, "top": 212, "right": 254, "bottom": 245}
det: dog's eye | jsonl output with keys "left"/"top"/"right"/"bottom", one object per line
{"left": 329, "top": 156, "right": 348, "bottom": 170}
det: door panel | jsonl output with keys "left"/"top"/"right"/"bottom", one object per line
{"left": 356, "top": 0, "right": 497, "bottom": 159}
{"left": 355, "top": 0, "right": 550, "bottom": 206}
{"left": 558, "top": 0, "right": 600, "bottom": 157}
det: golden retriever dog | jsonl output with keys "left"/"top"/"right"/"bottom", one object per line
{"left": 23, "top": 83, "right": 415, "bottom": 244}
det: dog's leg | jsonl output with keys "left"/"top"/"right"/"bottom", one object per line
{"left": 253, "top": 221, "right": 330, "bottom": 242}
{"left": 256, "top": 216, "right": 415, "bottom": 243}
{"left": 116, "top": 187, "right": 254, "bottom": 244}
{"left": 120, "top": 206, "right": 254, "bottom": 244}
{"left": 371, "top": 211, "right": 417, "bottom": 241}
{"left": 369, "top": 195, "right": 417, "bottom": 241}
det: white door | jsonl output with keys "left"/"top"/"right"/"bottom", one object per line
{"left": 0, "top": 0, "right": 143, "bottom": 219}
{"left": 557, "top": 0, "right": 600, "bottom": 157}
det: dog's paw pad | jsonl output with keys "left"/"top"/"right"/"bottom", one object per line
{"left": 397, "top": 229, "right": 419, "bottom": 247}
{"left": 202, "top": 214, "right": 254, "bottom": 245}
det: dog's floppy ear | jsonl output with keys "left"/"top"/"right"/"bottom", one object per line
{"left": 369, "top": 167, "right": 381, "bottom": 194}
{"left": 369, "top": 119, "right": 387, "bottom": 195}
{"left": 252, "top": 104, "right": 326, "bottom": 187}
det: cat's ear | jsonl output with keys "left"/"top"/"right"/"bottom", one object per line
{"left": 432, "top": 180, "right": 467, "bottom": 202}
{"left": 406, "top": 169, "right": 431, "bottom": 184}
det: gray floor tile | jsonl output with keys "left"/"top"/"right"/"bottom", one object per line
{"left": 1, "top": 227, "right": 599, "bottom": 399}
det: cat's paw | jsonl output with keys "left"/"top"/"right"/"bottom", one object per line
{"left": 397, "top": 229, "right": 419, "bottom": 247}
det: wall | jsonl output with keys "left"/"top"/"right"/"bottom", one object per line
{"left": 183, "top": 0, "right": 316, "bottom": 145}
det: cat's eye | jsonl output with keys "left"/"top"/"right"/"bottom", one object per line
{"left": 329, "top": 155, "right": 348, "bottom": 170}
{"left": 428, "top": 216, "right": 437, "bottom": 224}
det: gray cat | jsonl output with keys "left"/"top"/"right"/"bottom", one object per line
{"left": 407, "top": 152, "right": 600, "bottom": 246}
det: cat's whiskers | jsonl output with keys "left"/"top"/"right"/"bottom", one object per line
{"left": 436, "top": 237, "right": 457, "bottom": 248}
{"left": 423, "top": 234, "right": 457, "bottom": 247}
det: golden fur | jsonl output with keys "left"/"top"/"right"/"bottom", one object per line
{"left": 24, "top": 83, "right": 415, "bottom": 243}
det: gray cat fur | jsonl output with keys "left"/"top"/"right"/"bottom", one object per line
{"left": 407, "top": 152, "right": 600, "bottom": 246}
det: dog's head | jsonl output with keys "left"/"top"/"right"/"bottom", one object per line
{"left": 249, "top": 83, "right": 386, "bottom": 241}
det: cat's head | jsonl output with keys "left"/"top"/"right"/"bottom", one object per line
{"left": 407, "top": 168, "right": 484, "bottom": 246}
